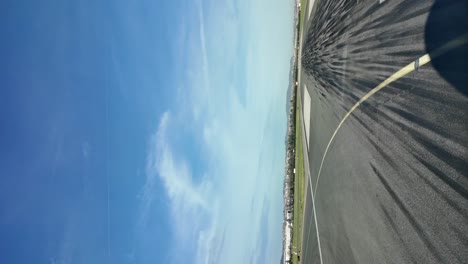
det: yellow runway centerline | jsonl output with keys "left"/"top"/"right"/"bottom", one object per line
{"left": 313, "top": 33, "right": 468, "bottom": 199}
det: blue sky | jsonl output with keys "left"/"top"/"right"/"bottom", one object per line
{"left": 0, "top": 0, "right": 294, "bottom": 263}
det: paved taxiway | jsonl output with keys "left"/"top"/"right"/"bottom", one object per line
{"left": 298, "top": 0, "right": 468, "bottom": 263}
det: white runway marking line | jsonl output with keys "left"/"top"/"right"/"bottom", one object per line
{"left": 308, "top": 0, "right": 315, "bottom": 19}
{"left": 303, "top": 129, "right": 324, "bottom": 264}
{"left": 299, "top": 84, "right": 323, "bottom": 264}
{"left": 304, "top": 85, "right": 312, "bottom": 150}
{"left": 304, "top": 164, "right": 323, "bottom": 264}
{"left": 309, "top": 173, "right": 324, "bottom": 264}
{"left": 313, "top": 33, "right": 468, "bottom": 199}
{"left": 304, "top": 188, "right": 312, "bottom": 260}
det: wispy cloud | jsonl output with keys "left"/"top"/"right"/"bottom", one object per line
{"left": 139, "top": 112, "right": 211, "bottom": 229}
{"left": 81, "top": 141, "right": 90, "bottom": 159}
{"left": 149, "top": 112, "right": 208, "bottom": 210}
{"left": 197, "top": 1, "right": 210, "bottom": 96}
{"left": 138, "top": 0, "right": 295, "bottom": 263}
{"left": 140, "top": 111, "right": 220, "bottom": 263}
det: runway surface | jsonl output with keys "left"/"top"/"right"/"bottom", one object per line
{"left": 298, "top": 0, "right": 468, "bottom": 263}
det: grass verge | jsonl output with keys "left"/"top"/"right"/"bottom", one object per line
{"left": 291, "top": 88, "right": 305, "bottom": 264}
{"left": 299, "top": 0, "right": 307, "bottom": 34}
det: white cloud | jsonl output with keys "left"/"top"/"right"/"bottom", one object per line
{"left": 149, "top": 112, "right": 207, "bottom": 210}
{"left": 139, "top": 0, "right": 295, "bottom": 263}
{"left": 197, "top": 0, "right": 210, "bottom": 96}
{"left": 81, "top": 142, "right": 90, "bottom": 159}
{"left": 140, "top": 112, "right": 213, "bottom": 234}
{"left": 139, "top": 111, "right": 223, "bottom": 264}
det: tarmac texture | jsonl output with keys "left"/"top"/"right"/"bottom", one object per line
{"left": 299, "top": 0, "right": 468, "bottom": 263}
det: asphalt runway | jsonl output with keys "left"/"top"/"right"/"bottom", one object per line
{"left": 298, "top": 0, "right": 468, "bottom": 263}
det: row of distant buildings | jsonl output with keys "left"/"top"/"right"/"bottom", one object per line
{"left": 282, "top": 51, "right": 299, "bottom": 264}
{"left": 282, "top": 79, "right": 298, "bottom": 264}
{"left": 281, "top": 1, "right": 302, "bottom": 264}
{"left": 283, "top": 93, "right": 296, "bottom": 263}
